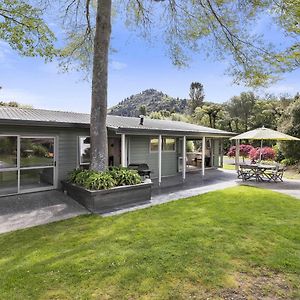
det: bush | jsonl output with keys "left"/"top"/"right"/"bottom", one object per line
{"left": 281, "top": 158, "right": 298, "bottom": 166}
{"left": 68, "top": 167, "right": 142, "bottom": 190}
{"left": 109, "top": 167, "right": 142, "bottom": 186}
{"left": 84, "top": 172, "right": 116, "bottom": 190}
{"left": 273, "top": 144, "right": 285, "bottom": 162}
{"left": 227, "top": 144, "right": 254, "bottom": 160}
{"left": 249, "top": 147, "right": 275, "bottom": 161}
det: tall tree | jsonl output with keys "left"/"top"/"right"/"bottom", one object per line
{"left": 278, "top": 98, "right": 300, "bottom": 161}
{"left": 90, "top": 0, "right": 111, "bottom": 171}
{"left": 226, "top": 92, "right": 256, "bottom": 131}
{"left": 189, "top": 82, "right": 204, "bottom": 113}
{"left": 201, "top": 104, "right": 222, "bottom": 128}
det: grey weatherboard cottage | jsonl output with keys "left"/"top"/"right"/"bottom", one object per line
{"left": 0, "top": 106, "right": 234, "bottom": 197}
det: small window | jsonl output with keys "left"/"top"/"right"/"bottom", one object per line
{"left": 150, "top": 137, "right": 176, "bottom": 152}
{"left": 163, "top": 138, "right": 176, "bottom": 151}
{"left": 150, "top": 138, "right": 159, "bottom": 152}
{"left": 79, "top": 136, "right": 90, "bottom": 165}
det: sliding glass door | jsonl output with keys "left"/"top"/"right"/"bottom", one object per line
{"left": 0, "top": 135, "right": 57, "bottom": 196}
{"left": 0, "top": 136, "right": 18, "bottom": 196}
{"left": 20, "top": 137, "right": 56, "bottom": 192}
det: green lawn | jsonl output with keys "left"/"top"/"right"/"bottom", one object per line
{"left": 0, "top": 186, "right": 299, "bottom": 299}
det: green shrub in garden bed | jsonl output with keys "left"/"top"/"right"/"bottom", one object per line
{"left": 68, "top": 167, "right": 142, "bottom": 190}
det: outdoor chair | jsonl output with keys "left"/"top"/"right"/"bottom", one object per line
{"left": 238, "top": 164, "right": 254, "bottom": 181}
{"left": 264, "top": 165, "right": 285, "bottom": 182}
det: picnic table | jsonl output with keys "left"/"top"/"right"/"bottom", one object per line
{"left": 237, "top": 163, "right": 284, "bottom": 182}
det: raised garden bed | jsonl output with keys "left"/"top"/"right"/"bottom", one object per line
{"left": 61, "top": 180, "right": 152, "bottom": 213}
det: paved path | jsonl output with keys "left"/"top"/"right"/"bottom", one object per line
{"left": 240, "top": 179, "right": 300, "bottom": 199}
{"left": 0, "top": 191, "right": 89, "bottom": 234}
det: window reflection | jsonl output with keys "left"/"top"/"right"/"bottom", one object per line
{"left": 0, "top": 136, "right": 17, "bottom": 169}
{"left": 20, "top": 138, "right": 54, "bottom": 167}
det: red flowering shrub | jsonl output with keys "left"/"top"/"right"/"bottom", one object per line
{"left": 227, "top": 144, "right": 254, "bottom": 160}
{"left": 249, "top": 147, "right": 275, "bottom": 161}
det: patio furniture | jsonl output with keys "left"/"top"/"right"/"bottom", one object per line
{"left": 128, "top": 163, "right": 151, "bottom": 179}
{"left": 263, "top": 165, "right": 285, "bottom": 182}
{"left": 238, "top": 163, "right": 283, "bottom": 182}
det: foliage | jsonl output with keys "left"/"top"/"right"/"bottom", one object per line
{"left": 139, "top": 105, "right": 147, "bottom": 116}
{"left": 226, "top": 92, "right": 256, "bottom": 132}
{"left": 273, "top": 144, "right": 285, "bottom": 162}
{"left": 278, "top": 98, "right": 300, "bottom": 161}
{"left": 189, "top": 82, "right": 204, "bottom": 113}
{"left": 0, "top": 0, "right": 56, "bottom": 58}
{"left": 186, "top": 141, "right": 195, "bottom": 152}
{"left": 281, "top": 158, "right": 298, "bottom": 166}
{"left": 0, "top": 187, "right": 300, "bottom": 298}
{"left": 84, "top": 172, "right": 117, "bottom": 190}
{"left": 32, "top": 144, "right": 48, "bottom": 157}
{"left": 69, "top": 167, "right": 141, "bottom": 190}
{"left": 249, "top": 147, "right": 276, "bottom": 161}
{"left": 227, "top": 144, "right": 254, "bottom": 159}
{"left": 70, "top": 169, "right": 98, "bottom": 187}
{"left": 109, "top": 167, "right": 142, "bottom": 186}
{"left": 0, "top": 101, "right": 32, "bottom": 108}
{"left": 109, "top": 89, "right": 189, "bottom": 117}
{"left": 68, "top": 168, "right": 84, "bottom": 183}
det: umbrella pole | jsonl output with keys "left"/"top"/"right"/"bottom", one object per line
{"left": 259, "top": 140, "right": 263, "bottom": 163}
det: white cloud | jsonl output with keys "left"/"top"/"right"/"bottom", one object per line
{"left": 111, "top": 60, "right": 127, "bottom": 71}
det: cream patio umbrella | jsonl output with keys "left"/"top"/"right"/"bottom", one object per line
{"left": 230, "top": 126, "right": 300, "bottom": 167}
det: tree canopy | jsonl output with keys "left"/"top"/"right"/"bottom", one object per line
{"left": 0, "top": 0, "right": 56, "bottom": 58}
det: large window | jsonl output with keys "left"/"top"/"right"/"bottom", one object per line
{"left": 150, "top": 137, "right": 176, "bottom": 152}
{"left": 0, "top": 136, "right": 17, "bottom": 169}
{"left": 79, "top": 136, "right": 90, "bottom": 165}
{"left": 0, "top": 135, "right": 56, "bottom": 196}
{"left": 20, "top": 138, "right": 54, "bottom": 167}
{"left": 0, "top": 171, "right": 18, "bottom": 196}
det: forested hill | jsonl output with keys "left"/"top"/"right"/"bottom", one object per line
{"left": 108, "top": 89, "right": 189, "bottom": 117}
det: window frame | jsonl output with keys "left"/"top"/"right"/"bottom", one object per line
{"left": 78, "top": 136, "right": 91, "bottom": 166}
{"left": 162, "top": 137, "right": 176, "bottom": 152}
{"left": 149, "top": 137, "right": 176, "bottom": 153}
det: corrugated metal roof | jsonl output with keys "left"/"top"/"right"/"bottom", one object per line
{"left": 0, "top": 106, "right": 233, "bottom": 136}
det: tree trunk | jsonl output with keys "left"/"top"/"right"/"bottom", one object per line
{"left": 90, "top": 0, "right": 112, "bottom": 171}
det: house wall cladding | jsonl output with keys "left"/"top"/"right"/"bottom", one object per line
{"left": 0, "top": 125, "right": 90, "bottom": 186}
{"left": 128, "top": 135, "right": 178, "bottom": 178}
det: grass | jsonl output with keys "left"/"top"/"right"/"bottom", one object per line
{"left": 0, "top": 186, "right": 300, "bottom": 299}
{"left": 222, "top": 163, "right": 236, "bottom": 170}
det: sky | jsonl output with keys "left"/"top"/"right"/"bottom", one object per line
{"left": 0, "top": 8, "right": 299, "bottom": 113}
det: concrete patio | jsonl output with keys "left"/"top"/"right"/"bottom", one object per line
{"left": 0, "top": 190, "right": 89, "bottom": 234}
